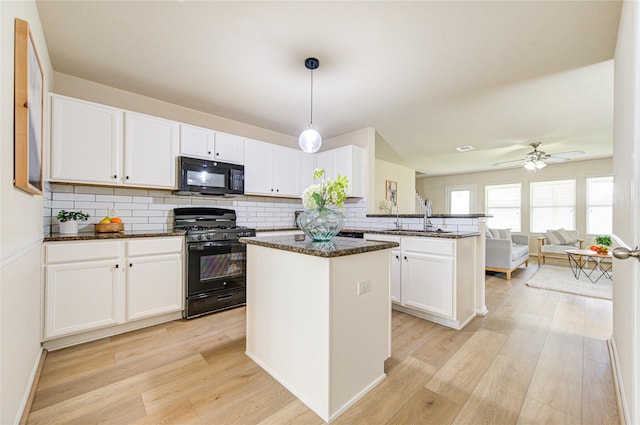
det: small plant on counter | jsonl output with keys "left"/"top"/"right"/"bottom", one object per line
{"left": 56, "top": 210, "right": 90, "bottom": 222}
{"left": 301, "top": 168, "right": 349, "bottom": 210}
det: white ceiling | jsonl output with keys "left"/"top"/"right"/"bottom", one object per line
{"left": 36, "top": 1, "right": 621, "bottom": 176}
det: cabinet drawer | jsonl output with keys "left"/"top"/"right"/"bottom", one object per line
{"left": 127, "top": 237, "right": 183, "bottom": 257}
{"left": 402, "top": 237, "right": 454, "bottom": 256}
{"left": 46, "top": 241, "right": 121, "bottom": 264}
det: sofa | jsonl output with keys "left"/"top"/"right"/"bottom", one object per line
{"left": 536, "top": 229, "right": 583, "bottom": 265}
{"left": 485, "top": 233, "right": 530, "bottom": 280}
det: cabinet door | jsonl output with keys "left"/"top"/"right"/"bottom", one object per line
{"left": 333, "top": 145, "right": 364, "bottom": 197}
{"left": 180, "top": 124, "right": 214, "bottom": 159}
{"left": 314, "top": 150, "right": 333, "bottom": 179}
{"left": 50, "top": 95, "right": 122, "bottom": 185}
{"left": 45, "top": 260, "right": 124, "bottom": 339}
{"left": 299, "top": 152, "right": 315, "bottom": 196}
{"left": 391, "top": 249, "right": 402, "bottom": 303}
{"left": 124, "top": 112, "right": 179, "bottom": 189}
{"left": 244, "top": 139, "right": 274, "bottom": 195}
{"left": 273, "top": 145, "right": 300, "bottom": 197}
{"left": 214, "top": 132, "right": 244, "bottom": 164}
{"left": 402, "top": 252, "right": 454, "bottom": 318}
{"left": 126, "top": 253, "right": 183, "bottom": 321}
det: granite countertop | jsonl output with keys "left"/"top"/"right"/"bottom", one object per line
{"left": 366, "top": 213, "right": 492, "bottom": 218}
{"left": 239, "top": 235, "right": 399, "bottom": 258}
{"left": 365, "top": 230, "right": 480, "bottom": 238}
{"left": 44, "top": 229, "right": 185, "bottom": 242}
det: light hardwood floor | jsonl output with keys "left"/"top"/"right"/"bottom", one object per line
{"left": 26, "top": 264, "right": 620, "bottom": 424}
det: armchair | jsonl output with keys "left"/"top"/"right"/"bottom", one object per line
{"left": 537, "top": 229, "right": 583, "bottom": 265}
{"left": 486, "top": 234, "right": 530, "bottom": 280}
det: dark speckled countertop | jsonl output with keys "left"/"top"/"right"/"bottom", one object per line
{"left": 239, "top": 235, "right": 399, "bottom": 258}
{"left": 44, "top": 229, "right": 185, "bottom": 242}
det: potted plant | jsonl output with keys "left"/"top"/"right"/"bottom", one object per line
{"left": 595, "top": 235, "right": 612, "bottom": 247}
{"left": 56, "top": 210, "right": 90, "bottom": 234}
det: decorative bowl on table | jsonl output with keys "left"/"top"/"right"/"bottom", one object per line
{"left": 94, "top": 222, "right": 124, "bottom": 233}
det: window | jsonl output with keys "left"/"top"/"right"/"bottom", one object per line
{"left": 485, "top": 183, "right": 521, "bottom": 231}
{"left": 586, "top": 176, "right": 613, "bottom": 235}
{"left": 530, "top": 179, "right": 576, "bottom": 233}
{"left": 446, "top": 185, "right": 476, "bottom": 214}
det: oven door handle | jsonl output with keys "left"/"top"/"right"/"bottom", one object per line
{"left": 188, "top": 241, "right": 245, "bottom": 252}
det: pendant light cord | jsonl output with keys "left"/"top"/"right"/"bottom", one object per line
{"left": 309, "top": 69, "right": 314, "bottom": 126}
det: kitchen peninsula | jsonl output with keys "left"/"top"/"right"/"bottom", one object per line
{"left": 239, "top": 235, "right": 398, "bottom": 423}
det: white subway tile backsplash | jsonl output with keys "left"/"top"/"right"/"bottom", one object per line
{"left": 96, "top": 195, "right": 133, "bottom": 203}
{"left": 75, "top": 185, "right": 113, "bottom": 195}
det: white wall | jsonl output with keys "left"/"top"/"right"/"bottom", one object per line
{"left": 1, "top": 1, "right": 53, "bottom": 423}
{"left": 374, "top": 159, "right": 416, "bottom": 214}
{"left": 612, "top": 1, "right": 640, "bottom": 423}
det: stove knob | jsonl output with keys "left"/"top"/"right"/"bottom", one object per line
{"left": 196, "top": 235, "right": 202, "bottom": 241}
{"left": 206, "top": 234, "right": 211, "bottom": 240}
{"left": 222, "top": 233, "right": 228, "bottom": 240}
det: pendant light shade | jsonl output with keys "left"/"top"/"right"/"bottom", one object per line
{"left": 299, "top": 58, "right": 322, "bottom": 153}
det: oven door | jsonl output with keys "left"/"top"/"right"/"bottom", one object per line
{"left": 187, "top": 241, "right": 246, "bottom": 296}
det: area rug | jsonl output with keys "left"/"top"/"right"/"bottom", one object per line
{"left": 526, "top": 265, "right": 612, "bottom": 300}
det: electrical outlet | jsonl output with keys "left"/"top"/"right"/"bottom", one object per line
{"left": 358, "top": 280, "right": 371, "bottom": 296}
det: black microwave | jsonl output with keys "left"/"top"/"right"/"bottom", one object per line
{"left": 177, "top": 156, "right": 244, "bottom": 196}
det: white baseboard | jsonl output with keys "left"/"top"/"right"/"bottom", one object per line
{"left": 15, "top": 347, "right": 44, "bottom": 425}
{"left": 608, "top": 337, "right": 630, "bottom": 424}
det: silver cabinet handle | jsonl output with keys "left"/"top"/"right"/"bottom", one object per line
{"left": 613, "top": 246, "right": 640, "bottom": 262}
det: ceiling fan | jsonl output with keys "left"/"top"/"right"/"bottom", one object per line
{"left": 491, "top": 142, "right": 585, "bottom": 170}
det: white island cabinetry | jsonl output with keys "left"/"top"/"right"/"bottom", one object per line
{"left": 242, "top": 236, "right": 396, "bottom": 423}
{"left": 364, "top": 233, "right": 478, "bottom": 330}
{"left": 43, "top": 236, "right": 184, "bottom": 349}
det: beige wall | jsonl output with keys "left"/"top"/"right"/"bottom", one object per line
{"left": 417, "top": 157, "right": 613, "bottom": 240}
{"left": 375, "top": 159, "right": 416, "bottom": 214}
{"left": 53, "top": 72, "right": 299, "bottom": 150}
{"left": 1, "top": 1, "right": 53, "bottom": 423}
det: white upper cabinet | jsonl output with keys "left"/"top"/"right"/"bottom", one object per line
{"left": 179, "top": 124, "right": 214, "bottom": 159}
{"left": 51, "top": 95, "right": 123, "bottom": 185}
{"left": 179, "top": 126, "right": 244, "bottom": 164}
{"left": 124, "top": 112, "right": 179, "bottom": 189}
{"left": 51, "top": 94, "right": 178, "bottom": 189}
{"left": 244, "top": 139, "right": 300, "bottom": 197}
{"left": 313, "top": 145, "right": 364, "bottom": 197}
{"left": 214, "top": 132, "right": 244, "bottom": 164}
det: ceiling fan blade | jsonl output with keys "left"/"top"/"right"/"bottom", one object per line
{"left": 492, "top": 159, "right": 526, "bottom": 167}
{"left": 544, "top": 156, "right": 569, "bottom": 163}
{"left": 549, "top": 149, "right": 585, "bottom": 157}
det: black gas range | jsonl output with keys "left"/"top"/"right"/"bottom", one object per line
{"left": 174, "top": 207, "right": 256, "bottom": 319}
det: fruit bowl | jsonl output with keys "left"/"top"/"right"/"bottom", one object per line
{"left": 95, "top": 222, "right": 124, "bottom": 233}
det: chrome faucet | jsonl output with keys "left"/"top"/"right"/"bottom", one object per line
{"left": 423, "top": 199, "right": 433, "bottom": 231}
{"left": 395, "top": 207, "right": 401, "bottom": 230}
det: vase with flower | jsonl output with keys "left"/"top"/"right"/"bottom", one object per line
{"left": 297, "top": 168, "right": 349, "bottom": 241}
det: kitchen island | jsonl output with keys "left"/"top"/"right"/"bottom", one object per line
{"left": 239, "top": 235, "right": 399, "bottom": 423}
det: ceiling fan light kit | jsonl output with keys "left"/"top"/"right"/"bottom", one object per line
{"left": 492, "top": 142, "right": 585, "bottom": 171}
{"left": 298, "top": 57, "right": 322, "bottom": 154}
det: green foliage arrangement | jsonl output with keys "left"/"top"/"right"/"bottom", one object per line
{"left": 301, "top": 168, "right": 349, "bottom": 209}
{"left": 56, "top": 210, "right": 90, "bottom": 222}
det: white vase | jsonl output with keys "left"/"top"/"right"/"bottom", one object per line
{"left": 59, "top": 220, "right": 78, "bottom": 234}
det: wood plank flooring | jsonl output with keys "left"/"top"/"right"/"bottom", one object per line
{"left": 26, "top": 264, "right": 620, "bottom": 424}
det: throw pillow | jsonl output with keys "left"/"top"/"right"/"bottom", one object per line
{"left": 485, "top": 227, "right": 493, "bottom": 239}
{"left": 544, "top": 228, "right": 576, "bottom": 245}
{"left": 490, "top": 228, "right": 511, "bottom": 240}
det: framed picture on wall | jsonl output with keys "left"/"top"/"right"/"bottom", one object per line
{"left": 14, "top": 18, "right": 44, "bottom": 195}
{"left": 386, "top": 180, "right": 397, "bottom": 206}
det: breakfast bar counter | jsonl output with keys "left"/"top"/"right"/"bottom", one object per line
{"left": 239, "top": 235, "right": 398, "bottom": 423}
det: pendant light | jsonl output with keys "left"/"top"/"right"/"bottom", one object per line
{"left": 299, "top": 57, "right": 322, "bottom": 153}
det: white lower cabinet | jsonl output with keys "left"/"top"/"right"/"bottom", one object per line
{"left": 44, "top": 237, "right": 183, "bottom": 343}
{"left": 364, "top": 234, "right": 477, "bottom": 330}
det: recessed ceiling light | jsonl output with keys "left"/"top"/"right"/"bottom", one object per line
{"left": 456, "top": 145, "right": 474, "bottom": 152}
